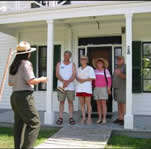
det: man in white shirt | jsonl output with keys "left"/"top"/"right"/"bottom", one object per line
{"left": 56, "top": 51, "right": 76, "bottom": 125}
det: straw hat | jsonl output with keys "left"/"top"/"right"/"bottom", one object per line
{"left": 80, "top": 55, "right": 88, "bottom": 60}
{"left": 93, "top": 58, "right": 109, "bottom": 68}
{"left": 16, "top": 41, "right": 36, "bottom": 55}
{"left": 57, "top": 87, "right": 65, "bottom": 94}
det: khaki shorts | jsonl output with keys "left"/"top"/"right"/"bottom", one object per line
{"left": 114, "top": 88, "right": 126, "bottom": 104}
{"left": 57, "top": 90, "right": 75, "bottom": 102}
{"left": 94, "top": 87, "right": 108, "bottom": 100}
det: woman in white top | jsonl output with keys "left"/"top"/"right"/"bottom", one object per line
{"left": 76, "top": 56, "right": 96, "bottom": 124}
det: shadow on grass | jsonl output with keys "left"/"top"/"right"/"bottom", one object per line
{"left": 38, "top": 128, "right": 59, "bottom": 139}
{"left": 0, "top": 127, "right": 13, "bottom": 136}
{"left": 0, "top": 127, "right": 59, "bottom": 148}
{"left": 0, "top": 127, "right": 59, "bottom": 137}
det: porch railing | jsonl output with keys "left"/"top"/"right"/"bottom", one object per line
{"left": 0, "top": 1, "right": 126, "bottom": 13}
{"left": 0, "top": 1, "right": 72, "bottom": 13}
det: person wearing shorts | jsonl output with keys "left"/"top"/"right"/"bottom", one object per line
{"left": 112, "top": 56, "right": 126, "bottom": 126}
{"left": 56, "top": 51, "right": 76, "bottom": 125}
{"left": 76, "top": 56, "right": 96, "bottom": 125}
{"left": 93, "top": 58, "right": 111, "bottom": 124}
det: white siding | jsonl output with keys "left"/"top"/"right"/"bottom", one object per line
{"left": 0, "top": 32, "right": 17, "bottom": 109}
{"left": 133, "top": 94, "right": 151, "bottom": 115}
{"left": 132, "top": 21, "right": 151, "bottom": 115}
{"left": 0, "top": 1, "right": 31, "bottom": 11}
{"left": 0, "top": 1, "right": 16, "bottom": 9}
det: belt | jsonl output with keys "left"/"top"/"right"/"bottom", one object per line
{"left": 13, "top": 90, "right": 33, "bottom": 94}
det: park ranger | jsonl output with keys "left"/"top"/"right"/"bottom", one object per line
{"left": 8, "top": 41, "right": 48, "bottom": 149}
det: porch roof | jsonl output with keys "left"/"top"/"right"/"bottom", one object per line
{"left": 0, "top": 12, "right": 151, "bottom": 36}
{"left": 0, "top": 1, "right": 151, "bottom": 25}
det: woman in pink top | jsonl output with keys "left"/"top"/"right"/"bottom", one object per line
{"left": 93, "top": 58, "right": 111, "bottom": 124}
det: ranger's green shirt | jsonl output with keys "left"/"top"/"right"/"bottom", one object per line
{"left": 9, "top": 60, "right": 35, "bottom": 91}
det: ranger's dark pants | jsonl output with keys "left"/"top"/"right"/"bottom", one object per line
{"left": 10, "top": 90, "right": 40, "bottom": 149}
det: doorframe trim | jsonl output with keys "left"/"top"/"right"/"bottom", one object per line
{"left": 78, "top": 44, "right": 122, "bottom": 73}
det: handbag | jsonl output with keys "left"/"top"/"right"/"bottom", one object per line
{"left": 104, "top": 69, "right": 109, "bottom": 89}
{"left": 104, "top": 69, "right": 112, "bottom": 97}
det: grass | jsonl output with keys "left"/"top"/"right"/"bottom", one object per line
{"left": 106, "top": 134, "right": 151, "bottom": 149}
{"left": 0, "top": 127, "right": 59, "bottom": 148}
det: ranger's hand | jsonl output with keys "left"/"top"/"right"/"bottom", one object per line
{"left": 40, "top": 77, "right": 48, "bottom": 83}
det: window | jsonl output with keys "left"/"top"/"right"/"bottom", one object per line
{"left": 132, "top": 41, "right": 142, "bottom": 93}
{"left": 78, "top": 48, "right": 85, "bottom": 67}
{"left": 142, "top": 42, "right": 151, "bottom": 92}
{"left": 30, "top": 45, "right": 61, "bottom": 91}
{"left": 38, "top": 46, "right": 47, "bottom": 91}
{"left": 53, "top": 45, "right": 61, "bottom": 91}
{"left": 132, "top": 41, "right": 151, "bottom": 93}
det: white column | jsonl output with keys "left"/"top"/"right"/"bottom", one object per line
{"left": 124, "top": 13, "right": 134, "bottom": 129}
{"left": 44, "top": 19, "right": 55, "bottom": 125}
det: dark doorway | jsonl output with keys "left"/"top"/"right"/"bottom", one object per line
{"left": 87, "top": 46, "right": 113, "bottom": 114}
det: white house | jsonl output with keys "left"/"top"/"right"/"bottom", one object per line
{"left": 0, "top": 1, "right": 151, "bottom": 129}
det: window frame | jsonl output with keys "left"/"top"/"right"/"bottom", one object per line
{"left": 114, "top": 46, "right": 122, "bottom": 69}
{"left": 142, "top": 42, "right": 151, "bottom": 93}
{"left": 30, "top": 45, "right": 38, "bottom": 91}
{"left": 30, "top": 44, "right": 61, "bottom": 91}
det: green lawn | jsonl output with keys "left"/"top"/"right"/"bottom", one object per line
{"left": 106, "top": 135, "right": 151, "bottom": 149}
{"left": 0, "top": 127, "right": 59, "bottom": 148}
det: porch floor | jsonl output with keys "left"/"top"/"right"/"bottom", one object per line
{"left": 0, "top": 109, "right": 151, "bottom": 132}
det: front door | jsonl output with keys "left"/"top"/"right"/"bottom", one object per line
{"left": 87, "top": 46, "right": 113, "bottom": 113}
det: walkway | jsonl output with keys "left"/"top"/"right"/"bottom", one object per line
{"left": 35, "top": 113, "right": 151, "bottom": 148}
{"left": 36, "top": 124, "right": 112, "bottom": 148}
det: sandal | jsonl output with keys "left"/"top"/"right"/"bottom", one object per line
{"left": 96, "top": 119, "right": 102, "bottom": 124}
{"left": 119, "top": 120, "right": 124, "bottom": 126}
{"left": 102, "top": 119, "right": 107, "bottom": 125}
{"left": 69, "top": 118, "right": 75, "bottom": 125}
{"left": 113, "top": 119, "right": 121, "bottom": 124}
{"left": 56, "top": 118, "right": 63, "bottom": 125}
{"left": 87, "top": 119, "right": 92, "bottom": 125}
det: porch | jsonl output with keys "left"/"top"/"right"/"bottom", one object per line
{"left": 0, "top": 109, "right": 151, "bottom": 132}
{"left": 0, "top": 1, "right": 151, "bottom": 130}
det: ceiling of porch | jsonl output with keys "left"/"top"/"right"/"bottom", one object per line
{"left": 0, "top": 12, "right": 151, "bottom": 35}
